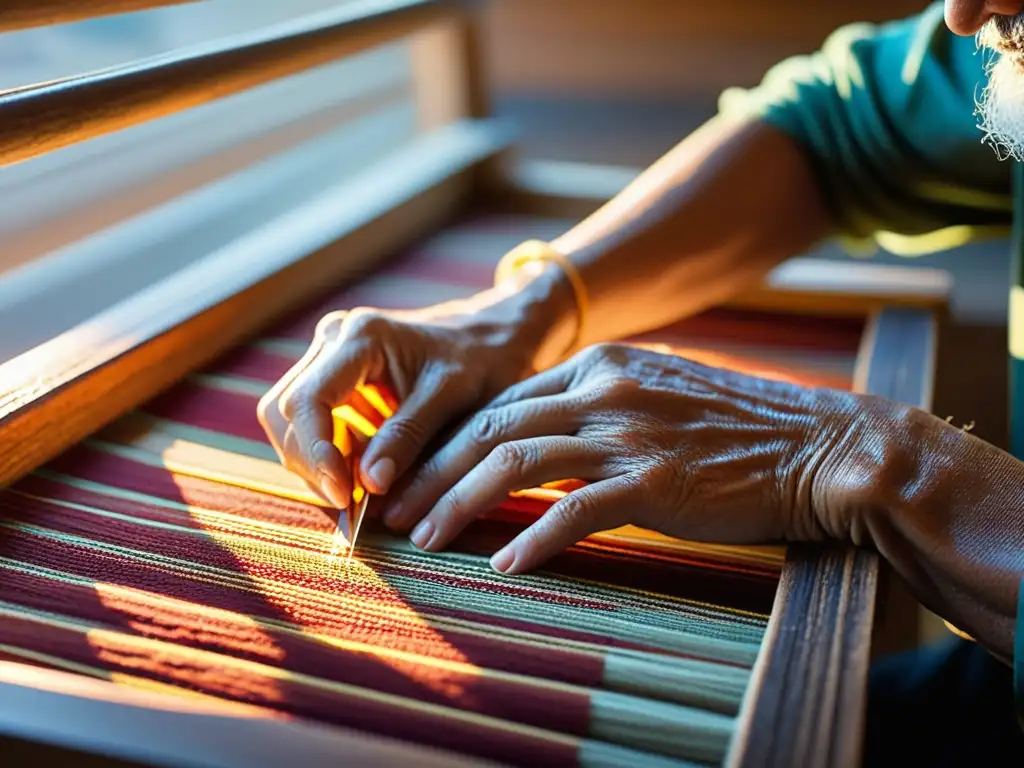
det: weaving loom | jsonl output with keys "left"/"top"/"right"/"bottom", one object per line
{"left": 0, "top": 2, "right": 951, "bottom": 767}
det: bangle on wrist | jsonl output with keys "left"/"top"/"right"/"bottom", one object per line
{"left": 494, "top": 240, "right": 589, "bottom": 363}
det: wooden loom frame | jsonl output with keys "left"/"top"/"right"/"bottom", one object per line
{"left": 0, "top": 1, "right": 949, "bottom": 766}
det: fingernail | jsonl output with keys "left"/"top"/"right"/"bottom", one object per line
{"left": 319, "top": 473, "right": 349, "bottom": 509}
{"left": 490, "top": 546, "right": 516, "bottom": 574}
{"left": 364, "top": 457, "right": 396, "bottom": 494}
{"left": 409, "top": 519, "right": 434, "bottom": 550}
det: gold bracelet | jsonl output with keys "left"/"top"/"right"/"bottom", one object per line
{"left": 494, "top": 239, "right": 589, "bottom": 362}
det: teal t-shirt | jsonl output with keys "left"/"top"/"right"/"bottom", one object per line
{"left": 715, "top": 0, "right": 1024, "bottom": 723}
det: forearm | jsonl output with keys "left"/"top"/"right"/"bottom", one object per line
{"left": 834, "top": 404, "right": 1024, "bottom": 662}
{"left": 529, "top": 116, "right": 833, "bottom": 351}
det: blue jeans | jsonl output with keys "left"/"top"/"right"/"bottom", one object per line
{"left": 864, "top": 638, "right": 1024, "bottom": 766}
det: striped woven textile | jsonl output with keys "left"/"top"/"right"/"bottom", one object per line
{"left": 0, "top": 216, "right": 865, "bottom": 766}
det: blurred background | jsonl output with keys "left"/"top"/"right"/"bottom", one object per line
{"left": 0, "top": 0, "right": 1008, "bottom": 454}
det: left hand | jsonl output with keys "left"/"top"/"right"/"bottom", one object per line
{"left": 378, "top": 342, "right": 871, "bottom": 575}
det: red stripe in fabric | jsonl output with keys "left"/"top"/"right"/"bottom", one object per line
{"left": 38, "top": 447, "right": 772, "bottom": 614}
{"left": 0, "top": 568, "right": 593, "bottom": 736}
{"left": 448, "top": 519, "right": 777, "bottom": 616}
{"left": 207, "top": 347, "right": 297, "bottom": 383}
{"left": 270, "top": 281, "right": 478, "bottom": 341}
{"left": 0, "top": 528, "right": 617, "bottom": 681}
{"left": 267, "top": 282, "right": 466, "bottom": 341}
{"left": 0, "top": 612, "right": 580, "bottom": 767}
{"left": 381, "top": 257, "right": 492, "bottom": 288}
{"left": 141, "top": 382, "right": 266, "bottom": 443}
{"left": 0, "top": 497, "right": 619, "bottom": 613}
{"left": 0, "top": 527, "right": 725, "bottom": 663}
{"left": 20, "top": 452, "right": 775, "bottom": 617}
{"left": 11, "top": 477, "right": 330, "bottom": 554}
{"left": 41, "top": 447, "right": 332, "bottom": 532}
{"left": 486, "top": 502, "right": 779, "bottom": 578}
{"left": 39, "top": 447, "right": 765, "bottom": 608}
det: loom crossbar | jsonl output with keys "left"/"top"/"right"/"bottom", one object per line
{"left": 0, "top": 0, "right": 201, "bottom": 32}
{"left": 0, "top": 0, "right": 458, "bottom": 167}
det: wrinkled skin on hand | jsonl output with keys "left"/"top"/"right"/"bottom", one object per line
{"left": 379, "top": 343, "right": 871, "bottom": 574}
{"left": 256, "top": 299, "right": 547, "bottom": 509}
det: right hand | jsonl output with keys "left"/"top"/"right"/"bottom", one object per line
{"left": 256, "top": 273, "right": 571, "bottom": 510}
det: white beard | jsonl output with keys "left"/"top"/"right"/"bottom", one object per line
{"left": 976, "top": 21, "right": 1024, "bottom": 161}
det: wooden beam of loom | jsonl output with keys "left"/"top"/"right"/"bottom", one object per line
{"left": 727, "top": 306, "right": 938, "bottom": 768}
{"left": 0, "top": 118, "right": 511, "bottom": 492}
{"left": 0, "top": 662, "right": 496, "bottom": 768}
{"left": 0, "top": 0, "right": 455, "bottom": 167}
{"left": 492, "top": 158, "right": 953, "bottom": 317}
{"left": 0, "top": 0, "right": 201, "bottom": 32}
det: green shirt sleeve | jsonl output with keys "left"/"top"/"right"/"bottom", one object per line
{"left": 718, "top": 2, "right": 1014, "bottom": 256}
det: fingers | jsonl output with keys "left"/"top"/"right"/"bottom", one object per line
{"left": 380, "top": 392, "right": 581, "bottom": 532}
{"left": 358, "top": 364, "right": 474, "bottom": 497}
{"left": 257, "top": 331, "right": 331, "bottom": 465}
{"left": 490, "top": 475, "right": 639, "bottom": 575}
{"left": 257, "top": 310, "right": 357, "bottom": 496}
{"left": 484, "top": 360, "right": 573, "bottom": 410}
{"left": 277, "top": 334, "right": 378, "bottom": 507}
{"left": 410, "top": 436, "right": 608, "bottom": 552}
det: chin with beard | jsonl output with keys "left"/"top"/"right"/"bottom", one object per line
{"left": 977, "top": 13, "right": 1024, "bottom": 160}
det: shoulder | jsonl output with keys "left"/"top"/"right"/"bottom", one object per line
{"left": 719, "top": 2, "right": 1012, "bottom": 238}
{"left": 835, "top": 3, "right": 987, "bottom": 165}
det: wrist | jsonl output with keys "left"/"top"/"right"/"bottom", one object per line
{"left": 485, "top": 258, "right": 579, "bottom": 370}
{"left": 810, "top": 394, "right": 921, "bottom": 543}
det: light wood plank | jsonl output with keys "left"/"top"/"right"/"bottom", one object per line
{"left": 0, "top": 661, "right": 495, "bottom": 768}
{"left": 729, "top": 306, "right": 939, "bottom": 767}
{"left": 0, "top": 0, "right": 199, "bottom": 31}
{"left": 0, "top": 118, "right": 511, "bottom": 490}
{"left": 0, "top": 0, "right": 453, "bottom": 167}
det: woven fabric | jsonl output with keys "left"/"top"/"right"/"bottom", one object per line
{"left": 0, "top": 215, "right": 864, "bottom": 767}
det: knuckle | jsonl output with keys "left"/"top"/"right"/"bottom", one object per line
{"left": 345, "top": 308, "right": 389, "bottom": 338}
{"left": 278, "top": 388, "right": 299, "bottom": 422}
{"left": 439, "top": 485, "right": 467, "bottom": 523}
{"left": 553, "top": 491, "right": 591, "bottom": 528}
{"left": 309, "top": 439, "right": 338, "bottom": 468}
{"left": 576, "top": 344, "right": 606, "bottom": 366}
{"left": 651, "top": 463, "right": 692, "bottom": 514}
{"left": 469, "top": 409, "right": 505, "bottom": 447}
{"left": 379, "top": 416, "right": 430, "bottom": 453}
{"left": 489, "top": 441, "right": 529, "bottom": 480}
{"left": 428, "top": 362, "right": 475, "bottom": 402}
{"left": 314, "top": 310, "right": 349, "bottom": 340}
{"left": 584, "top": 342, "right": 626, "bottom": 366}
{"left": 255, "top": 392, "right": 275, "bottom": 426}
{"left": 279, "top": 382, "right": 312, "bottom": 422}
{"left": 440, "top": 361, "right": 474, "bottom": 390}
{"left": 586, "top": 375, "right": 635, "bottom": 406}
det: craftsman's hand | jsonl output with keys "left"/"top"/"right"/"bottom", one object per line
{"left": 381, "top": 343, "right": 887, "bottom": 574}
{"left": 256, "top": 265, "right": 575, "bottom": 508}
